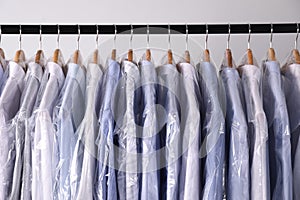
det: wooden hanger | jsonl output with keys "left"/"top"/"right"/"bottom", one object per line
{"left": 167, "top": 25, "right": 173, "bottom": 64}
{"left": 184, "top": 24, "right": 190, "bottom": 63}
{"left": 226, "top": 49, "right": 233, "bottom": 67}
{"left": 73, "top": 49, "right": 80, "bottom": 64}
{"left": 93, "top": 49, "right": 98, "bottom": 64}
{"left": 0, "top": 48, "right": 4, "bottom": 60}
{"left": 14, "top": 25, "right": 26, "bottom": 71}
{"left": 293, "top": 49, "right": 300, "bottom": 64}
{"left": 111, "top": 49, "right": 116, "bottom": 61}
{"left": 35, "top": 25, "right": 44, "bottom": 65}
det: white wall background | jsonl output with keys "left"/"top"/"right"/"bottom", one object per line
{"left": 0, "top": 0, "right": 299, "bottom": 66}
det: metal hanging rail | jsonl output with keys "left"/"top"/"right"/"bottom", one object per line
{"left": 0, "top": 23, "right": 298, "bottom": 34}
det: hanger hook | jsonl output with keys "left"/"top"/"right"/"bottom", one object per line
{"left": 185, "top": 24, "right": 189, "bottom": 51}
{"left": 205, "top": 24, "right": 208, "bottom": 50}
{"left": 39, "top": 24, "right": 42, "bottom": 50}
{"left": 248, "top": 23, "right": 251, "bottom": 49}
{"left": 295, "top": 23, "right": 299, "bottom": 50}
{"left": 57, "top": 24, "right": 60, "bottom": 49}
{"left": 270, "top": 23, "right": 273, "bottom": 48}
{"left": 77, "top": 24, "right": 80, "bottom": 50}
{"left": 227, "top": 23, "right": 231, "bottom": 49}
{"left": 168, "top": 24, "right": 171, "bottom": 50}
{"left": 113, "top": 24, "right": 117, "bottom": 49}
{"left": 147, "top": 24, "right": 150, "bottom": 49}
{"left": 96, "top": 24, "right": 99, "bottom": 49}
{"left": 130, "top": 24, "right": 133, "bottom": 49}
{"left": 19, "top": 24, "right": 22, "bottom": 50}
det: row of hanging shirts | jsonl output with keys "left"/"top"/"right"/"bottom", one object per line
{"left": 0, "top": 23, "right": 299, "bottom": 200}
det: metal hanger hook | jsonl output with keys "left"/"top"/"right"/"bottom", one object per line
{"left": 248, "top": 23, "right": 251, "bottom": 49}
{"left": 77, "top": 24, "right": 80, "bottom": 50}
{"left": 270, "top": 23, "right": 273, "bottom": 48}
{"left": 113, "top": 24, "right": 117, "bottom": 49}
{"left": 147, "top": 24, "right": 150, "bottom": 49}
{"left": 96, "top": 24, "right": 99, "bottom": 49}
{"left": 227, "top": 23, "right": 231, "bottom": 49}
{"left": 57, "top": 24, "right": 60, "bottom": 49}
{"left": 130, "top": 24, "right": 133, "bottom": 49}
{"left": 19, "top": 24, "right": 22, "bottom": 50}
{"left": 205, "top": 24, "right": 208, "bottom": 50}
{"left": 39, "top": 24, "right": 42, "bottom": 50}
{"left": 185, "top": 24, "right": 189, "bottom": 51}
{"left": 168, "top": 24, "right": 171, "bottom": 50}
{"left": 295, "top": 23, "right": 299, "bottom": 49}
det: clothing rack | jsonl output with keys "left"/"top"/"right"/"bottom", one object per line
{"left": 0, "top": 23, "right": 298, "bottom": 35}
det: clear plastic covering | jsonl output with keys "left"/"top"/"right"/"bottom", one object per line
{"left": 10, "top": 57, "right": 45, "bottom": 200}
{"left": 238, "top": 52, "right": 270, "bottom": 200}
{"left": 52, "top": 51, "right": 86, "bottom": 200}
{"left": 196, "top": 59, "right": 225, "bottom": 200}
{"left": 220, "top": 52, "right": 250, "bottom": 200}
{"left": 280, "top": 55, "right": 300, "bottom": 199}
{"left": 138, "top": 54, "right": 160, "bottom": 200}
{"left": 0, "top": 61, "right": 26, "bottom": 199}
{"left": 31, "top": 60, "right": 65, "bottom": 200}
{"left": 112, "top": 58, "right": 140, "bottom": 200}
{"left": 95, "top": 57, "right": 120, "bottom": 200}
{"left": 176, "top": 61, "right": 201, "bottom": 200}
{"left": 156, "top": 57, "right": 181, "bottom": 200}
{"left": 262, "top": 59, "right": 292, "bottom": 200}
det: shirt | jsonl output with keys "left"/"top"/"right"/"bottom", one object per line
{"left": 197, "top": 62, "right": 225, "bottom": 200}
{"left": 281, "top": 63, "right": 300, "bottom": 200}
{"left": 0, "top": 61, "right": 8, "bottom": 96}
{"left": 95, "top": 59, "right": 119, "bottom": 200}
{"left": 10, "top": 62, "right": 43, "bottom": 200}
{"left": 54, "top": 62, "right": 86, "bottom": 200}
{"left": 156, "top": 63, "right": 181, "bottom": 200}
{"left": 0, "top": 61, "right": 25, "bottom": 200}
{"left": 262, "top": 61, "right": 292, "bottom": 200}
{"left": 221, "top": 66, "right": 250, "bottom": 200}
{"left": 139, "top": 59, "right": 160, "bottom": 200}
{"left": 114, "top": 60, "right": 140, "bottom": 200}
{"left": 70, "top": 63, "right": 101, "bottom": 200}
{"left": 177, "top": 62, "right": 201, "bottom": 200}
{"left": 239, "top": 64, "right": 269, "bottom": 200}
{"left": 32, "top": 61, "right": 65, "bottom": 200}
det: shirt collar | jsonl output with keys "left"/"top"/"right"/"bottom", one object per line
{"left": 27, "top": 62, "right": 44, "bottom": 82}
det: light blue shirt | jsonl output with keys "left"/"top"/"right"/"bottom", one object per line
{"left": 70, "top": 62, "right": 101, "bottom": 200}
{"left": 54, "top": 62, "right": 86, "bottom": 200}
{"left": 10, "top": 62, "right": 44, "bottom": 200}
{"left": 95, "top": 59, "right": 120, "bottom": 200}
{"left": 239, "top": 64, "right": 269, "bottom": 200}
{"left": 177, "top": 62, "right": 201, "bottom": 200}
{"left": 197, "top": 62, "right": 225, "bottom": 200}
{"left": 114, "top": 60, "right": 140, "bottom": 200}
{"left": 156, "top": 63, "right": 181, "bottom": 200}
{"left": 281, "top": 63, "right": 300, "bottom": 200}
{"left": 32, "top": 61, "right": 65, "bottom": 200}
{"left": 221, "top": 66, "right": 250, "bottom": 200}
{"left": 0, "top": 61, "right": 25, "bottom": 199}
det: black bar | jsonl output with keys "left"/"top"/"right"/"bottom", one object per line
{"left": 0, "top": 23, "right": 298, "bottom": 34}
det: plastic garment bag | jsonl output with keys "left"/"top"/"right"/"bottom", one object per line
{"left": 238, "top": 56, "right": 270, "bottom": 200}
{"left": 114, "top": 59, "right": 140, "bottom": 200}
{"left": 139, "top": 58, "right": 160, "bottom": 200}
{"left": 262, "top": 60, "right": 292, "bottom": 200}
{"left": 197, "top": 61, "right": 225, "bottom": 200}
{"left": 220, "top": 58, "right": 250, "bottom": 200}
{"left": 156, "top": 62, "right": 181, "bottom": 200}
{"left": 0, "top": 61, "right": 25, "bottom": 199}
{"left": 32, "top": 61, "right": 65, "bottom": 200}
{"left": 53, "top": 57, "right": 86, "bottom": 200}
{"left": 70, "top": 58, "right": 102, "bottom": 200}
{"left": 177, "top": 62, "right": 201, "bottom": 200}
{"left": 10, "top": 61, "right": 44, "bottom": 200}
{"left": 281, "top": 57, "right": 300, "bottom": 200}
{"left": 95, "top": 58, "right": 119, "bottom": 200}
